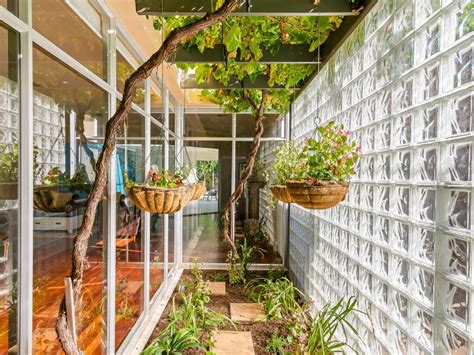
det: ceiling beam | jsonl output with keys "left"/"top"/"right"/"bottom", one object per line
{"left": 136, "top": 0, "right": 361, "bottom": 17}
{"left": 181, "top": 76, "right": 300, "bottom": 90}
{"left": 172, "top": 44, "right": 322, "bottom": 64}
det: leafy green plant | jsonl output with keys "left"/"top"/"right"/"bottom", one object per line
{"left": 243, "top": 218, "right": 271, "bottom": 250}
{"left": 142, "top": 327, "right": 202, "bottom": 355}
{"left": 271, "top": 141, "right": 308, "bottom": 185}
{"left": 0, "top": 143, "right": 39, "bottom": 183}
{"left": 304, "top": 122, "right": 361, "bottom": 182}
{"left": 210, "top": 272, "right": 228, "bottom": 282}
{"left": 307, "top": 297, "right": 361, "bottom": 354}
{"left": 228, "top": 238, "right": 264, "bottom": 285}
{"left": 42, "top": 165, "right": 90, "bottom": 193}
{"left": 247, "top": 277, "right": 304, "bottom": 319}
{"left": 264, "top": 333, "right": 288, "bottom": 354}
{"left": 248, "top": 159, "right": 269, "bottom": 183}
{"left": 125, "top": 164, "right": 186, "bottom": 189}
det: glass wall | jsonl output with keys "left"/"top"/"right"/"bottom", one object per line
{"left": 0, "top": 23, "right": 19, "bottom": 354}
{"left": 288, "top": 0, "right": 473, "bottom": 354}
{"left": 32, "top": 45, "right": 108, "bottom": 353}
{"left": 115, "top": 111, "right": 145, "bottom": 349}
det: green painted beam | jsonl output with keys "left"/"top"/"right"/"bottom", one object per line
{"left": 181, "top": 76, "right": 300, "bottom": 90}
{"left": 136, "top": 0, "right": 361, "bottom": 17}
{"left": 173, "top": 44, "right": 323, "bottom": 64}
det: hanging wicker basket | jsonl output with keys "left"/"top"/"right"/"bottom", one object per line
{"left": 33, "top": 185, "right": 75, "bottom": 213}
{"left": 269, "top": 185, "right": 294, "bottom": 203}
{"left": 286, "top": 180, "right": 349, "bottom": 210}
{"left": 0, "top": 182, "right": 18, "bottom": 200}
{"left": 190, "top": 182, "right": 207, "bottom": 201}
{"left": 126, "top": 184, "right": 193, "bottom": 214}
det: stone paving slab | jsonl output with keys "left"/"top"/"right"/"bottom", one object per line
{"left": 212, "top": 331, "right": 255, "bottom": 355}
{"left": 209, "top": 281, "right": 226, "bottom": 295}
{"left": 230, "top": 303, "right": 265, "bottom": 322}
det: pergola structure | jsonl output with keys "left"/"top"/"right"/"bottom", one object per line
{"left": 136, "top": 0, "right": 377, "bottom": 90}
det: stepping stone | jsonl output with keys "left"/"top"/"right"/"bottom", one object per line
{"left": 209, "top": 281, "right": 226, "bottom": 295}
{"left": 230, "top": 303, "right": 265, "bottom": 322}
{"left": 213, "top": 331, "right": 255, "bottom": 355}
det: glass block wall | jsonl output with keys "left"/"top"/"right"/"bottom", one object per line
{"left": 288, "top": 0, "right": 473, "bottom": 353}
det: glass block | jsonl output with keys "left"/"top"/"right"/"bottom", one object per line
{"left": 412, "top": 187, "right": 436, "bottom": 223}
{"left": 440, "top": 326, "right": 467, "bottom": 354}
{"left": 445, "top": 283, "right": 468, "bottom": 325}
{"left": 361, "top": 212, "right": 375, "bottom": 237}
{"left": 416, "top": 0, "right": 441, "bottom": 26}
{"left": 377, "top": 154, "right": 391, "bottom": 181}
{"left": 377, "top": 57, "right": 394, "bottom": 89}
{"left": 443, "top": 47, "right": 473, "bottom": 92}
{"left": 392, "top": 221, "right": 409, "bottom": 253}
{"left": 442, "top": 92, "right": 472, "bottom": 137}
{"left": 376, "top": 121, "right": 392, "bottom": 148}
{"left": 393, "top": 77, "right": 414, "bottom": 113}
{"left": 411, "top": 227, "right": 434, "bottom": 265}
{"left": 361, "top": 155, "right": 375, "bottom": 180}
{"left": 393, "top": 150, "right": 411, "bottom": 180}
{"left": 422, "top": 62, "right": 440, "bottom": 100}
{"left": 376, "top": 185, "right": 390, "bottom": 212}
{"left": 411, "top": 265, "right": 434, "bottom": 305}
{"left": 394, "top": 114, "right": 413, "bottom": 146}
{"left": 351, "top": 210, "right": 361, "bottom": 233}
{"left": 378, "top": 0, "right": 395, "bottom": 27}
{"left": 391, "top": 291, "right": 409, "bottom": 324}
{"left": 444, "top": 0, "right": 473, "bottom": 44}
{"left": 416, "top": 104, "right": 439, "bottom": 142}
{"left": 375, "top": 217, "right": 390, "bottom": 244}
{"left": 413, "top": 146, "right": 437, "bottom": 181}
{"left": 393, "top": 1, "right": 414, "bottom": 44}
{"left": 395, "top": 37, "right": 415, "bottom": 75}
{"left": 349, "top": 183, "right": 361, "bottom": 206}
{"left": 362, "top": 185, "right": 374, "bottom": 209}
{"left": 441, "top": 143, "right": 472, "bottom": 182}
{"left": 443, "top": 234, "right": 469, "bottom": 278}
{"left": 375, "top": 278, "right": 389, "bottom": 306}
{"left": 415, "top": 18, "right": 441, "bottom": 64}
{"left": 392, "top": 186, "right": 410, "bottom": 216}
{"left": 411, "top": 306, "right": 433, "bottom": 349}
{"left": 377, "top": 88, "right": 393, "bottom": 118}
{"left": 391, "top": 255, "right": 409, "bottom": 288}
{"left": 393, "top": 328, "right": 409, "bottom": 354}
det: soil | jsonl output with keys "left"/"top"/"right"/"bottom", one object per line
{"left": 146, "top": 270, "right": 296, "bottom": 354}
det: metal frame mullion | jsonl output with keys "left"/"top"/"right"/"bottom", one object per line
{"left": 163, "top": 88, "right": 169, "bottom": 280}
{"left": 231, "top": 113, "right": 236, "bottom": 243}
{"left": 174, "top": 104, "right": 183, "bottom": 267}
{"left": 105, "top": 14, "right": 117, "bottom": 354}
{"left": 17, "top": 0, "right": 33, "bottom": 352}
{"left": 143, "top": 78, "right": 151, "bottom": 312}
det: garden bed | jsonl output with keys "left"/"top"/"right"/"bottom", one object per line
{"left": 146, "top": 270, "right": 300, "bottom": 354}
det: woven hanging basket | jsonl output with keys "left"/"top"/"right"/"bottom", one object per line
{"left": 286, "top": 180, "right": 349, "bottom": 210}
{"left": 190, "top": 181, "right": 207, "bottom": 201}
{"left": 0, "top": 182, "right": 18, "bottom": 200}
{"left": 33, "top": 185, "right": 74, "bottom": 213}
{"left": 126, "top": 184, "right": 193, "bottom": 214}
{"left": 269, "top": 185, "right": 294, "bottom": 203}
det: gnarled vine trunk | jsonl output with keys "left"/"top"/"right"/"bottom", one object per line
{"left": 222, "top": 90, "right": 267, "bottom": 255}
{"left": 55, "top": 1, "right": 240, "bottom": 353}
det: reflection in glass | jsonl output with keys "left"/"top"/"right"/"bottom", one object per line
{"left": 32, "top": 45, "right": 108, "bottom": 353}
{"left": 0, "top": 24, "right": 19, "bottom": 354}
{"left": 117, "top": 51, "right": 145, "bottom": 109}
{"left": 236, "top": 113, "right": 283, "bottom": 138}
{"left": 33, "top": 0, "right": 107, "bottom": 80}
{"left": 115, "top": 111, "right": 145, "bottom": 349}
{"left": 183, "top": 141, "right": 232, "bottom": 263}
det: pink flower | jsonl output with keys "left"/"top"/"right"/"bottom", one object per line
{"left": 356, "top": 146, "right": 363, "bottom": 155}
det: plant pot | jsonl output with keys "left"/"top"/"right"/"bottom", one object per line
{"left": 190, "top": 181, "right": 207, "bottom": 201}
{"left": 0, "top": 182, "right": 18, "bottom": 200}
{"left": 33, "top": 185, "right": 75, "bottom": 213}
{"left": 126, "top": 184, "right": 193, "bottom": 214}
{"left": 286, "top": 180, "right": 349, "bottom": 210}
{"left": 269, "top": 185, "right": 294, "bottom": 203}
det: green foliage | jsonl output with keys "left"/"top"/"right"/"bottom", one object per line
{"left": 0, "top": 143, "right": 39, "bottom": 183}
{"left": 243, "top": 218, "right": 271, "bottom": 250}
{"left": 125, "top": 166, "right": 185, "bottom": 189}
{"left": 197, "top": 160, "right": 218, "bottom": 188}
{"left": 155, "top": 15, "right": 342, "bottom": 114}
{"left": 142, "top": 328, "right": 202, "bottom": 355}
{"left": 307, "top": 297, "right": 361, "bottom": 354}
{"left": 246, "top": 277, "right": 304, "bottom": 320}
{"left": 248, "top": 159, "right": 269, "bottom": 183}
{"left": 271, "top": 141, "right": 309, "bottom": 185}
{"left": 42, "top": 165, "right": 90, "bottom": 193}
{"left": 210, "top": 272, "right": 228, "bottom": 282}
{"left": 304, "top": 122, "right": 361, "bottom": 182}
{"left": 264, "top": 333, "right": 288, "bottom": 354}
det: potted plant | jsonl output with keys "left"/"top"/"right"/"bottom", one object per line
{"left": 125, "top": 165, "right": 193, "bottom": 214}
{"left": 0, "top": 143, "right": 39, "bottom": 200}
{"left": 285, "top": 121, "right": 361, "bottom": 209}
{"left": 34, "top": 165, "right": 91, "bottom": 212}
{"left": 269, "top": 141, "right": 308, "bottom": 203}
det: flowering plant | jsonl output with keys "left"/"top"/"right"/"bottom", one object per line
{"left": 271, "top": 141, "right": 309, "bottom": 185}
{"left": 304, "top": 122, "right": 361, "bottom": 182}
{"left": 125, "top": 165, "right": 185, "bottom": 189}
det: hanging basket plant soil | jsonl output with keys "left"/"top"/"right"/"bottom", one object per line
{"left": 269, "top": 185, "right": 294, "bottom": 203}
{"left": 190, "top": 181, "right": 207, "bottom": 201}
{"left": 0, "top": 182, "right": 18, "bottom": 200}
{"left": 126, "top": 184, "right": 193, "bottom": 214}
{"left": 286, "top": 180, "right": 349, "bottom": 209}
{"left": 33, "top": 185, "right": 75, "bottom": 213}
